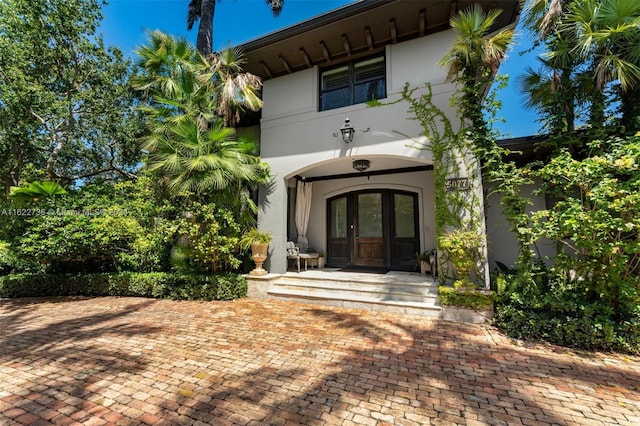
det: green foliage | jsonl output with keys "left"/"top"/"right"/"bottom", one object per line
{"left": 0, "top": 0, "right": 143, "bottom": 190}
{"left": 440, "top": 5, "right": 514, "bottom": 152}
{"left": 397, "top": 83, "right": 484, "bottom": 238}
{"left": 9, "top": 181, "right": 67, "bottom": 205}
{"left": 438, "top": 230, "right": 483, "bottom": 286}
{"left": 523, "top": 0, "right": 640, "bottom": 134}
{"left": 134, "top": 31, "right": 269, "bottom": 199}
{"left": 495, "top": 264, "right": 640, "bottom": 354}
{"left": 395, "top": 7, "right": 514, "bottom": 286}
{"left": 1, "top": 176, "right": 178, "bottom": 273}
{"left": 438, "top": 286, "right": 496, "bottom": 311}
{"left": 173, "top": 202, "right": 243, "bottom": 273}
{"left": 529, "top": 136, "right": 640, "bottom": 313}
{"left": 0, "top": 241, "right": 18, "bottom": 276}
{"left": 239, "top": 228, "right": 273, "bottom": 250}
{"left": 0, "top": 272, "right": 247, "bottom": 301}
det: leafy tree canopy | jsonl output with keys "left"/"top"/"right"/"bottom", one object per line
{"left": 0, "top": 0, "right": 144, "bottom": 193}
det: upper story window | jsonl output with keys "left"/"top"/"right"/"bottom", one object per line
{"left": 320, "top": 55, "right": 386, "bottom": 111}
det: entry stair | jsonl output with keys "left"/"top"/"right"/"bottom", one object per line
{"left": 267, "top": 270, "right": 441, "bottom": 317}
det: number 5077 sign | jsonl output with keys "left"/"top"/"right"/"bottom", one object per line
{"left": 445, "top": 177, "right": 470, "bottom": 191}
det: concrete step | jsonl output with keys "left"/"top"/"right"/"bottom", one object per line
{"left": 267, "top": 272, "right": 441, "bottom": 317}
{"left": 272, "top": 278, "right": 438, "bottom": 302}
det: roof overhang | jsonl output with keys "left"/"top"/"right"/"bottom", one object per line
{"left": 239, "top": 0, "right": 521, "bottom": 80}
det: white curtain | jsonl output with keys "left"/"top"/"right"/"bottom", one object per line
{"left": 295, "top": 181, "right": 312, "bottom": 251}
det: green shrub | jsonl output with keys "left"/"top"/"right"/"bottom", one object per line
{"left": 494, "top": 265, "right": 640, "bottom": 354}
{"left": 0, "top": 272, "right": 247, "bottom": 301}
{"left": 0, "top": 241, "right": 17, "bottom": 275}
{"left": 438, "top": 286, "right": 495, "bottom": 311}
{"left": 438, "top": 229, "right": 484, "bottom": 286}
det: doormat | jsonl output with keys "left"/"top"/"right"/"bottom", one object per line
{"left": 338, "top": 266, "right": 389, "bottom": 274}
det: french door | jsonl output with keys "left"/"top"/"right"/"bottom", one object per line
{"left": 327, "top": 190, "right": 419, "bottom": 270}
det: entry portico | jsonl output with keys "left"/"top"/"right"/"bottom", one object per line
{"left": 240, "top": 0, "right": 520, "bottom": 275}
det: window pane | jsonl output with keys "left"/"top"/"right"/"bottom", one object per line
{"left": 322, "top": 66, "right": 349, "bottom": 90}
{"left": 354, "top": 78, "right": 385, "bottom": 104}
{"left": 354, "top": 56, "right": 385, "bottom": 81}
{"left": 358, "top": 193, "right": 382, "bottom": 237}
{"left": 331, "top": 197, "right": 347, "bottom": 238}
{"left": 322, "top": 87, "right": 350, "bottom": 110}
{"left": 319, "top": 56, "right": 385, "bottom": 111}
{"left": 394, "top": 194, "right": 415, "bottom": 238}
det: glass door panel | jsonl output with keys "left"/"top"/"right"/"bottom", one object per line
{"left": 354, "top": 193, "right": 384, "bottom": 266}
{"left": 327, "top": 196, "right": 349, "bottom": 265}
{"left": 391, "top": 192, "right": 419, "bottom": 270}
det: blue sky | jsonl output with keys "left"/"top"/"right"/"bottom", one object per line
{"left": 100, "top": 0, "right": 542, "bottom": 138}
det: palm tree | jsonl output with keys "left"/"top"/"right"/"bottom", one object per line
{"left": 563, "top": 0, "right": 640, "bottom": 131}
{"left": 524, "top": 0, "right": 640, "bottom": 134}
{"left": 134, "top": 31, "right": 269, "bottom": 198}
{"left": 9, "top": 181, "right": 67, "bottom": 206}
{"left": 524, "top": 0, "right": 569, "bottom": 38}
{"left": 144, "top": 122, "right": 265, "bottom": 195}
{"left": 210, "top": 47, "right": 263, "bottom": 126}
{"left": 517, "top": 35, "right": 589, "bottom": 135}
{"left": 187, "top": 0, "right": 285, "bottom": 56}
{"left": 440, "top": 4, "right": 514, "bottom": 149}
{"left": 135, "top": 31, "right": 263, "bottom": 127}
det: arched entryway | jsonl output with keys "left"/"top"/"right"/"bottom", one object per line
{"left": 327, "top": 189, "right": 419, "bottom": 271}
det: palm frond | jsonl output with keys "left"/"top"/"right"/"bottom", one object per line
{"left": 266, "top": 0, "right": 284, "bottom": 17}
{"left": 187, "top": 0, "right": 202, "bottom": 30}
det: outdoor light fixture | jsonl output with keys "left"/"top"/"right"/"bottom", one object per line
{"left": 352, "top": 159, "right": 371, "bottom": 172}
{"left": 333, "top": 118, "right": 370, "bottom": 143}
{"left": 340, "top": 118, "right": 355, "bottom": 143}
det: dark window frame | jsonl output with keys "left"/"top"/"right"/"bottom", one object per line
{"left": 319, "top": 54, "right": 387, "bottom": 111}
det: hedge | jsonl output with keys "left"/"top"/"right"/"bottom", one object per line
{"left": 0, "top": 272, "right": 247, "bottom": 301}
{"left": 438, "top": 286, "right": 496, "bottom": 311}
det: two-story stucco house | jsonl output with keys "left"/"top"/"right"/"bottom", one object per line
{"left": 239, "top": 0, "right": 520, "bottom": 281}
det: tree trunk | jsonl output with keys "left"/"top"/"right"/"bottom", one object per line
{"left": 196, "top": 0, "right": 215, "bottom": 56}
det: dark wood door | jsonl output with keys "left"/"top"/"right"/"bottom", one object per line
{"left": 390, "top": 192, "right": 419, "bottom": 270}
{"left": 327, "top": 190, "right": 419, "bottom": 270}
{"left": 327, "top": 196, "right": 349, "bottom": 266}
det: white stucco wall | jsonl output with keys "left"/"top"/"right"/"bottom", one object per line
{"left": 485, "top": 179, "right": 556, "bottom": 271}
{"left": 256, "top": 29, "right": 478, "bottom": 273}
{"left": 299, "top": 170, "right": 437, "bottom": 255}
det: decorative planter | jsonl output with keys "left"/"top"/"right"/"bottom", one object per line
{"left": 441, "top": 306, "right": 493, "bottom": 324}
{"left": 420, "top": 260, "right": 429, "bottom": 275}
{"left": 318, "top": 256, "right": 325, "bottom": 269}
{"left": 250, "top": 242, "right": 269, "bottom": 276}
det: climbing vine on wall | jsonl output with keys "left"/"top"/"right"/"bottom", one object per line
{"left": 373, "top": 83, "right": 486, "bottom": 285}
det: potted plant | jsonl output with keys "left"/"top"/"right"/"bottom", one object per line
{"left": 240, "top": 229, "right": 273, "bottom": 276}
{"left": 415, "top": 250, "right": 436, "bottom": 275}
{"left": 317, "top": 252, "right": 325, "bottom": 269}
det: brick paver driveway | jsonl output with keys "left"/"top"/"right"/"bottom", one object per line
{"left": 1, "top": 297, "right": 639, "bottom": 425}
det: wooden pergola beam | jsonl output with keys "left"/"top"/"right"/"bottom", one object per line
{"left": 342, "top": 34, "right": 351, "bottom": 56}
{"left": 365, "top": 26, "right": 373, "bottom": 50}
{"left": 320, "top": 41, "right": 331, "bottom": 62}
{"left": 390, "top": 18, "right": 397, "bottom": 43}
{"left": 259, "top": 61, "right": 273, "bottom": 79}
{"left": 300, "top": 48, "right": 312, "bottom": 68}
{"left": 279, "top": 55, "right": 292, "bottom": 74}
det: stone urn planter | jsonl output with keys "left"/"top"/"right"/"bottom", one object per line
{"left": 250, "top": 242, "right": 269, "bottom": 276}
{"left": 240, "top": 229, "right": 272, "bottom": 276}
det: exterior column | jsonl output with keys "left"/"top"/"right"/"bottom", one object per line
{"left": 258, "top": 177, "right": 288, "bottom": 274}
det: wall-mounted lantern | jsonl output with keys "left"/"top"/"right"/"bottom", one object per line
{"left": 333, "top": 118, "right": 370, "bottom": 143}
